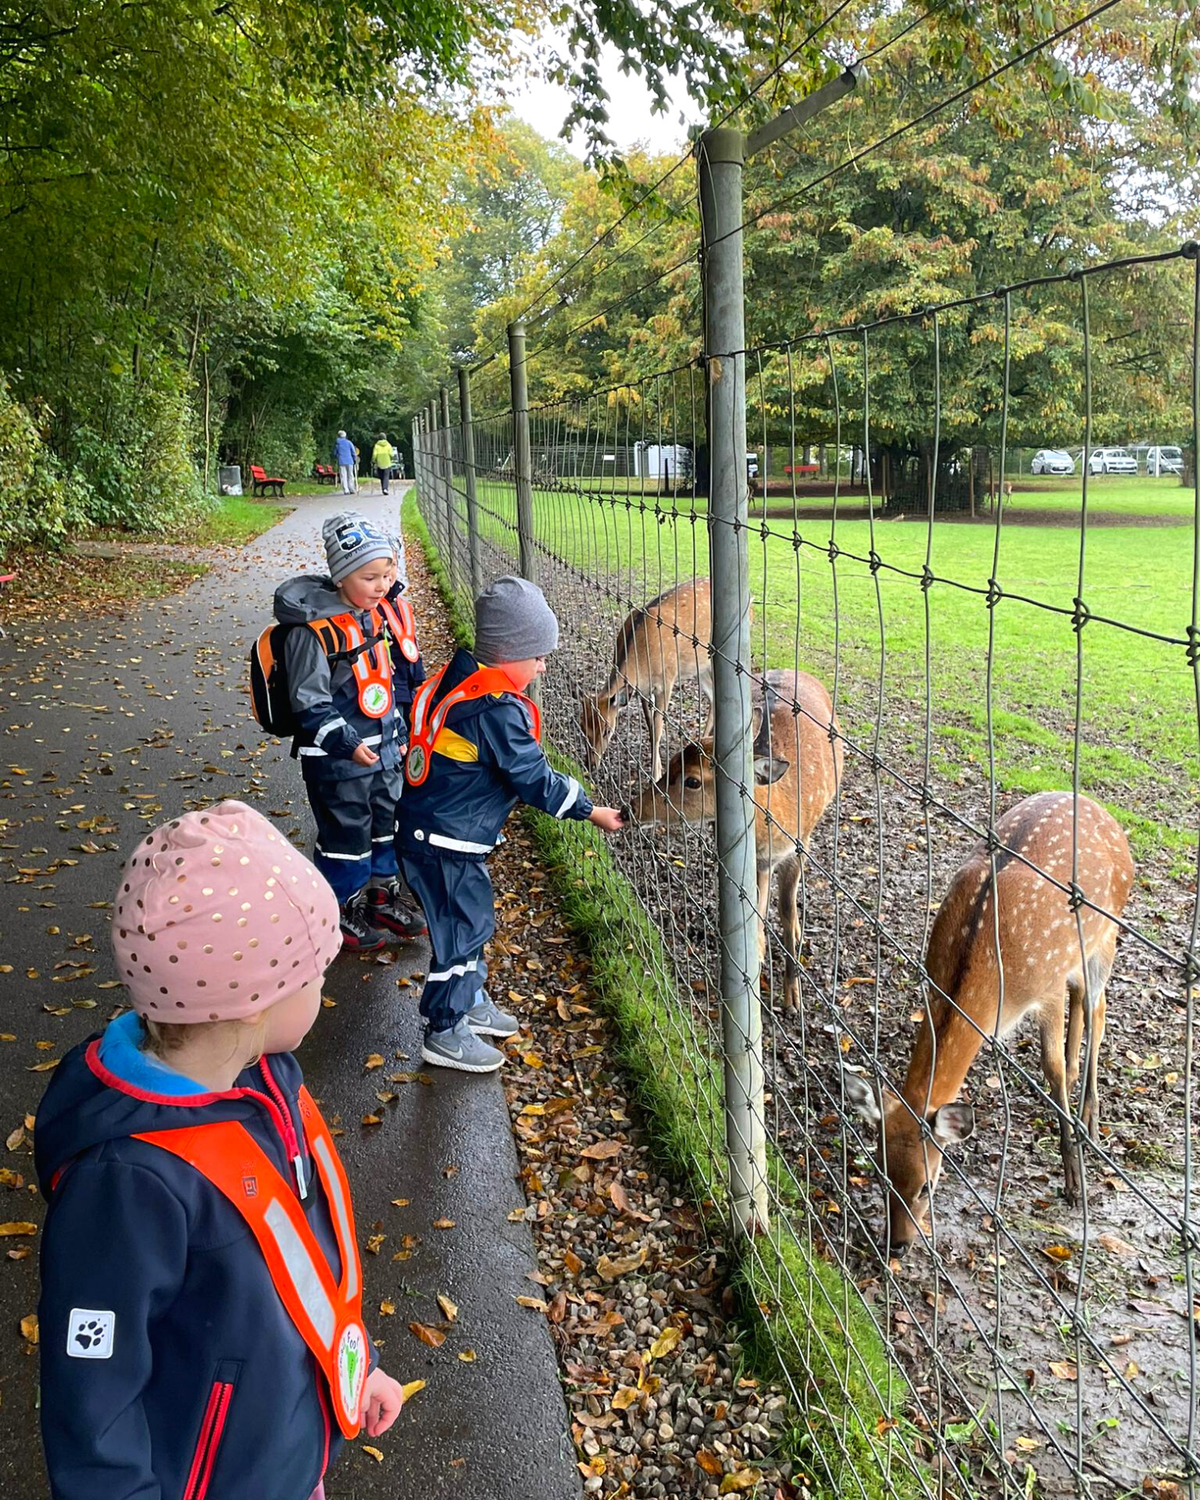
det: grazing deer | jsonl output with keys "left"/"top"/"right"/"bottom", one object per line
{"left": 581, "top": 579, "right": 733, "bottom": 783}
{"left": 626, "top": 668, "right": 843, "bottom": 1009}
{"left": 844, "top": 791, "right": 1133, "bottom": 1252}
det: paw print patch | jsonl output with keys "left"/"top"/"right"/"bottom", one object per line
{"left": 67, "top": 1308, "right": 115, "bottom": 1360}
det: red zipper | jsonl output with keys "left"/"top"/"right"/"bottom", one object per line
{"left": 183, "top": 1380, "right": 233, "bottom": 1500}
{"left": 258, "top": 1057, "right": 307, "bottom": 1197}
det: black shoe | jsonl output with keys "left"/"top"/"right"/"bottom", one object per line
{"left": 340, "top": 896, "right": 388, "bottom": 953}
{"left": 366, "top": 880, "right": 427, "bottom": 940}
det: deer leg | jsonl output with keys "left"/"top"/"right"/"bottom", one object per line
{"left": 1081, "top": 941, "right": 1115, "bottom": 1140}
{"left": 1039, "top": 997, "right": 1080, "bottom": 1205}
{"left": 1065, "top": 976, "right": 1085, "bottom": 1095}
{"left": 777, "top": 855, "right": 802, "bottom": 1011}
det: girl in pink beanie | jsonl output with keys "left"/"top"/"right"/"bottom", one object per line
{"left": 35, "top": 801, "right": 405, "bottom": 1500}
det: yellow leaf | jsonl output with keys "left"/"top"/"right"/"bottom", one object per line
{"left": 612, "top": 1387, "right": 639, "bottom": 1411}
{"left": 433, "top": 1217, "right": 455, "bottom": 1231}
{"left": 564, "top": 1249, "right": 583, "bottom": 1276}
{"left": 379, "top": 1300, "right": 396, "bottom": 1316}
{"left": 515, "top": 1295, "right": 548, "bottom": 1312}
{"left": 436, "top": 1294, "right": 458, "bottom": 1322}
{"left": 20, "top": 1314, "right": 38, "bottom": 1345}
{"left": 365, "top": 1234, "right": 385, "bottom": 1255}
{"left": 597, "top": 1246, "right": 647, "bottom": 1281}
{"left": 720, "top": 1469, "right": 762, "bottom": 1494}
{"left": 391, "top": 1198, "right": 410, "bottom": 1207}
{"left": 363, "top": 1054, "right": 385, "bottom": 1071}
{"left": 1041, "top": 1244, "right": 1072, "bottom": 1262}
{"left": 0, "top": 1223, "right": 36, "bottom": 1237}
{"left": 522, "top": 1052, "right": 544, "bottom": 1069}
{"left": 696, "top": 1450, "right": 724, "bottom": 1477}
{"left": 1049, "top": 1361, "right": 1077, "bottom": 1381}
{"left": 649, "top": 1326, "right": 682, "bottom": 1360}
{"left": 25, "top": 1060, "right": 59, "bottom": 1072}
{"left": 362, "top": 1445, "right": 384, "bottom": 1462}
{"left": 361, "top": 1114, "right": 383, "bottom": 1127}
{"left": 5, "top": 1128, "right": 25, "bottom": 1152}
{"left": 409, "top": 1322, "right": 445, "bottom": 1348}
{"left": 458, "top": 1349, "right": 477, "bottom": 1363}
{"left": 400, "top": 1379, "right": 426, "bottom": 1401}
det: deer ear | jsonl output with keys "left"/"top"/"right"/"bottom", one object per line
{"left": 930, "top": 1102, "right": 975, "bottom": 1146}
{"left": 753, "top": 754, "right": 790, "bottom": 785}
{"left": 842, "top": 1071, "right": 881, "bottom": 1125}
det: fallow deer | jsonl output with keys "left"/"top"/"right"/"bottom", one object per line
{"left": 844, "top": 791, "right": 1133, "bottom": 1251}
{"left": 581, "top": 579, "right": 735, "bottom": 783}
{"left": 626, "top": 668, "right": 843, "bottom": 1009}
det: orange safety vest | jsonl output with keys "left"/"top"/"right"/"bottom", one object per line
{"left": 377, "top": 596, "right": 421, "bottom": 664}
{"left": 307, "top": 611, "right": 393, "bottom": 720}
{"left": 135, "top": 1088, "right": 368, "bottom": 1439}
{"left": 405, "top": 665, "right": 540, "bottom": 787}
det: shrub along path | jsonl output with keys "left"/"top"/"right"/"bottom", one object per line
{"left": 0, "top": 487, "right": 580, "bottom": 1499}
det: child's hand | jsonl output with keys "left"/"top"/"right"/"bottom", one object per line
{"left": 589, "top": 806, "right": 625, "bottom": 834}
{"left": 359, "top": 1367, "right": 406, "bottom": 1437}
{"left": 352, "top": 743, "right": 380, "bottom": 767}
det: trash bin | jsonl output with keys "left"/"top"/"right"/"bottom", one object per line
{"left": 218, "top": 465, "right": 242, "bottom": 496}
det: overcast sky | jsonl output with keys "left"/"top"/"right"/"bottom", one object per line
{"left": 508, "top": 41, "right": 702, "bottom": 157}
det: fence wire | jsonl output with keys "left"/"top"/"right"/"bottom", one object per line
{"left": 414, "top": 243, "right": 1200, "bottom": 1500}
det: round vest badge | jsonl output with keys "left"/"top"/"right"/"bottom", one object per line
{"left": 336, "top": 1321, "right": 368, "bottom": 1423}
{"left": 362, "top": 682, "right": 389, "bottom": 716}
{"left": 401, "top": 638, "right": 420, "bottom": 662}
{"left": 406, "top": 743, "right": 427, "bottom": 783}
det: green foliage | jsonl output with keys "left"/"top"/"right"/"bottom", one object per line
{"left": 0, "top": 375, "right": 89, "bottom": 549}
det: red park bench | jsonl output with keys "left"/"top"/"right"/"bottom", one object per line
{"left": 249, "top": 464, "right": 285, "bottom": 497}
{"left": 784, "top": 463, "right": 821, "bottom": 477}
{"left": 312, "top": 463, "right": 337, "bottom": 486}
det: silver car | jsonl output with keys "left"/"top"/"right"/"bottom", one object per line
{"left": 1030, "top": 449, "right": 1074, "bottom": 475}
{"left": 1088, "top": 447, "right": 1138, "bottom": 475}
{"left": 1146, "top": 445, "right": 1183, "bottom": 476}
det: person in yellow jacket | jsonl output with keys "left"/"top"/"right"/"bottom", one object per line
{"left": 371, "top": 434, "right": 395, "bottom": 496}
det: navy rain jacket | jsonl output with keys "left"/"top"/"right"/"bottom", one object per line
{"left": 274, "top": 574, "right": 403, "bottom": 784}
{"left": 395, "top": 647, "right": 593, "bottom": 861}
{"left": 35, "top": 1019, "right": 366, "bottom": 1500}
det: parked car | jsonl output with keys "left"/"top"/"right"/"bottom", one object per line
{"left": 1145, "top": 445, "right": 1183, "bottom": 477}
{"left": 1088, "top": 447, "right": 1138, "bottom": 475}
{"left": 1030, "top": 449, "right": 1075, "bottom": 475}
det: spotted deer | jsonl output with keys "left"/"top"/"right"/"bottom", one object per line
{"left": 581, "top": 579, "right": 733, "bottom": 783}
{"left": 626, "top": 668, "right": 843, "bottom": 1009}
{"left": 844, "top": 791, "right": 1133, "bottom": 1252}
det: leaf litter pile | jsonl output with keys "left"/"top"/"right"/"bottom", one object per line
{"left": 487, "top": 825, "right": 797, "bottom": 1500}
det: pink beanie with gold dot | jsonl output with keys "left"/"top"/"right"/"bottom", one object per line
{"left": 112, "top": 800, "right": 341, "bottom": 1021}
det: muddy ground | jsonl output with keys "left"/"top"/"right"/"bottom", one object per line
{"left": 507, "top": 540, "right": 1200, "bottom": 1500}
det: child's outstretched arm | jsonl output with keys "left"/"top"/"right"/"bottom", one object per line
{"left": 483, "top": 700, "right": 623, "bottom": 831}
{"left": 40, "top": 1160, "right": 186, "bottom": 1497}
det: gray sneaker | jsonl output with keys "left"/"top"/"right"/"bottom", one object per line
{"left": 464, "top": 993, "right": 519, "bottom": 1039}
{"left": 421, "top": 1019, "right": 504, "bottom": 1073}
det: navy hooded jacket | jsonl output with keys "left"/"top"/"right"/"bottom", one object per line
{"left": 36, "top": 1016, "right": 365, "bottom": 1500}
{"left": 395, "top": 647, "right": 593, "bottom": 861}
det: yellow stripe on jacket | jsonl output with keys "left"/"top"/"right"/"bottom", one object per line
{"left": 432, "top": 728, "right": 479, "bottom": 763}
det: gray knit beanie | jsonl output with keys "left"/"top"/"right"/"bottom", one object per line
{"left": 322, "top": 513, "right": 393, "bottom": 587}
{"left": 474, "top": 576, "right": 559, "bottom": 664}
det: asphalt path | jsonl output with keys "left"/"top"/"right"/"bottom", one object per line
{"left": 0, "top": 488, "right": 580, "bottom": 1499}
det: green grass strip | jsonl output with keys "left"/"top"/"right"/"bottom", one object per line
{"left": 408, "top": 486, "right": 928, "bottom": 1500}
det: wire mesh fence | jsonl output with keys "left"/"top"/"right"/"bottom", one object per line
{"left": 413, "top": 239, "right": 1200, "bottom": 1500}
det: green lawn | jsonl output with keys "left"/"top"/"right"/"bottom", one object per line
{"left": 174, "top": 493, "right": 288, "bottom": 545}
{"left": 1002, "top": 473, "right": 1193, "bottom": 518}
{"left": 453, "top": 477, "right": 1200, "bottom": 862}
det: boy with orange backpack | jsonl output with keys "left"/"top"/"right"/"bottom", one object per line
{"left": 267, "top": 514, "right": 425, "bottom": 951}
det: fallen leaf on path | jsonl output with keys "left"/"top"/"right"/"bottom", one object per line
{"left": 1049, "top": 1361, "right": 1077, "bottom": 1381}
{"left": 363, "top": 1054, "right": 385, "bottom": 1071}
{"left": 612, "top": 1388, "right": 639, "bottom": 1411}
{"left": 719, "top": 1469, "right": 761, "bottom": 1493}
{"left": 433, "top": 1218, "right": 455, "bottom": 1231}
{"left": 1041, "top": 1244, "right": 1072, "bottom": 1262}
{"left": 362, "top": 1446, "right": 384, "bottom": 1462}
{"left": 581, "top": 1140, "right": 623, "bottom": 1161}
{"left": 596, "top": 1247, "right": 647, "bottom": 1281}
{"left": 365, "top": 1234, "right": 385, "bottom": 1255}
{"left": 379, "top": 1300, "right": 395, "bottom": 1316}
{"left": 436, "top": 1295, "right": 458, "bottom": 1322}
{"left": 20, "top": 1314, "right": 38, "bottom": 1345}
{"left": 5, "top": 1128, "right": 25, "bottom": 1152}
{"left": 696, "top": 1450, "right": 723, "bottom": 1476}
{"left": 1096, "top": 1233, "right": 1136, "bottom": 1256}
{"left": 0, "top": 1223, "right": 36, "bottom": 1237}
{"left": 361, "top": 1114, "right": 382, "bottom": 1127}
{"left": 515, "top": 1295, "right": 548, "bottom": 1312}
{"left": 400, "top": 1379, "right": 426, "bottom": 1401}
{"left": 649, "top": 1326, "right": 682, "bottom": 1359}
{"left": 409, "top": 1323, "right": 446, "bottom": 1348}
{"left": 458, "top": 1349, "right": 477, "bottom": 1363}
